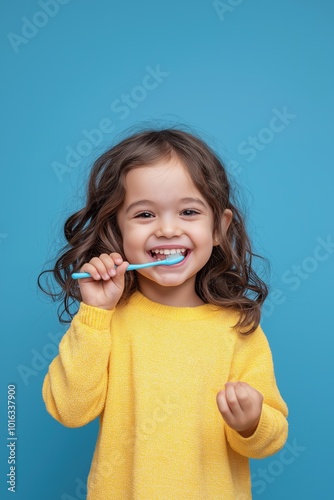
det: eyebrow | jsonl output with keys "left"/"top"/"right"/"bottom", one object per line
{"left": 125, "top": 197, "right": 208, "bottom": 214}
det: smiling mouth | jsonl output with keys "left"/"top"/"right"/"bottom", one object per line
{"left": 149, "top": 248, "right": 189, "bottom": 261}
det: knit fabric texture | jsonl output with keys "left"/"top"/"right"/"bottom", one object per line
{"left": 42, "top": 291, "right": 288, "bottom": 499}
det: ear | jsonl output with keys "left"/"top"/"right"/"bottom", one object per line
{"left": 213, "top": 209, "right": 233, "bottom": 246}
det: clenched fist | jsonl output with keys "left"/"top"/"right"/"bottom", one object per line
{"left": 216, "top": 382, "right": 263, "bottom": 438}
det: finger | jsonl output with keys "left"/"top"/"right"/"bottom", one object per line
{"left": 109, "top": 252, "right": 124, "bottom": 266}
{"left": 224, "top": 382, "right": 242, "bottom": 415}
{"left": 216, "top": 390, "right": 231, "bottom": 416}
{"left": 98, "top": 253, "right": 120, "bottom": 278}
{"left": 79, "top": 261, "right": 103, "bottom": 280}
{"left": 104, "top": 261, "right": 128, "bottom": 291}
{"left": 240, "top": 382, "right": 264, "bottom": 407}
{"left": 88, "top": 253, "right": 125, "bottom": 280}
{"left": 113, "top": 260, "right": 129, "bottom": 279}
{"left": 234, "top": 382, "right": 253, "bottom": 412}
{"left": 237, "top": 382, "right": 263, "bottom": 401}
{"left": 102, "top": 253, "right": 127, "bottom": 278}
{"left": 85, "top": 256, "right": 113, "bottom": 280}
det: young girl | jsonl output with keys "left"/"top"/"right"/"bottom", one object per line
{"left": 41, "top": 128, "right": 288, "bottom": 500}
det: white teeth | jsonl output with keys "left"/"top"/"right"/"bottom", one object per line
{"left": 151, "top": 248, "right": 186, "bottom": 255}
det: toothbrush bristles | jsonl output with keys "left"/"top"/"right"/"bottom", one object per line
{"left": 166, "top": 254, "right": 183, "bottom": 260}
{"left": 164, "top": 255, "right": 184, "bottom": 264}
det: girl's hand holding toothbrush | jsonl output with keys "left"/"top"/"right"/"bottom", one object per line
{"left": 77, "top": 253, "right": 129, "bottom": 310}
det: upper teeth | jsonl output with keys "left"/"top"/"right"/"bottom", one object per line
{"left": 151, "top": 248, "right": 186, "bottom": 255}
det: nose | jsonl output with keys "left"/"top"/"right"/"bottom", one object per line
{"left": 154, "top": 216, "right": 183, "bottom": 239}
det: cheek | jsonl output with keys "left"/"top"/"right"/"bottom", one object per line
{"left": 121, "top": 226, "right": 147, "bottom": 256}
{"left": 122, "top": 233, "right": 135, "bottom": 251}
{"left": 197, "top": 222, "right": 215, "bottom": 242}
{"left": 121, "top": 240, "right": 137, "bottom": 263}
{"left": 124, "top": 225, "right": 146, "bottom": 242}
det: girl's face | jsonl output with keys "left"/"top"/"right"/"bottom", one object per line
{"left": 117, "top": 157, "right": 232, "bottom": 307}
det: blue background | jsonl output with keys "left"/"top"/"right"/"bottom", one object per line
{"left": 1, "top": 1, "right": 333, "bottom": 498}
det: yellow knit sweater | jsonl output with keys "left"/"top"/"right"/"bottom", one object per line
{"left": 43, "top": 291, "right": 288, "bottom": 499}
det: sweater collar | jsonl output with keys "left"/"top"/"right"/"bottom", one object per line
{"left": 127, "top": 291, "right": 222, "bottom": 321}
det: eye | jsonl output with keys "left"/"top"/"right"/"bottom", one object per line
{"left": 181, "top": 209, "right": 200, "bottom": 216}
{"left": 134, "top": 211, "right": 154, "bottom": 218}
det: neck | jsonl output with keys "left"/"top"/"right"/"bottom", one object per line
{"left": 138, "top": 280, "right": 204, "bottom": 307}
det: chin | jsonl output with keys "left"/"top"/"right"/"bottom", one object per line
{"left": 153, "top": 277, "right": 186, "bottom": 287}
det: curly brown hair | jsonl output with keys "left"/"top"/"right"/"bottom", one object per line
{"left": 38, "top": 128, "right": 268, "bottom": 333}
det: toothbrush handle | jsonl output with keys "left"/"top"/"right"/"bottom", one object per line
{"left": 72, "top": 260, "right": 161, "bottom": 279}
{"left": 71, "top": 256, "right": 183, "bottom": 279}
{"left": 71, "top": 272, "right": 92, "bottom": 279}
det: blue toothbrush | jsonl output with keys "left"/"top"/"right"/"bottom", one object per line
{"left": 71, "top": 255, "right": 185, "bottom": 279}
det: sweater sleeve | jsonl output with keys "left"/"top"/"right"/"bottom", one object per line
{"left": 42, "top": 303, "right": 114, "bottom": 428}
{"left": 225, "top": 325, "right": 288, "bottom": 459}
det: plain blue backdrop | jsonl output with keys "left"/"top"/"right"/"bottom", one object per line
{"left": 1, "top": 1, "right": 333, "bottom": 499}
